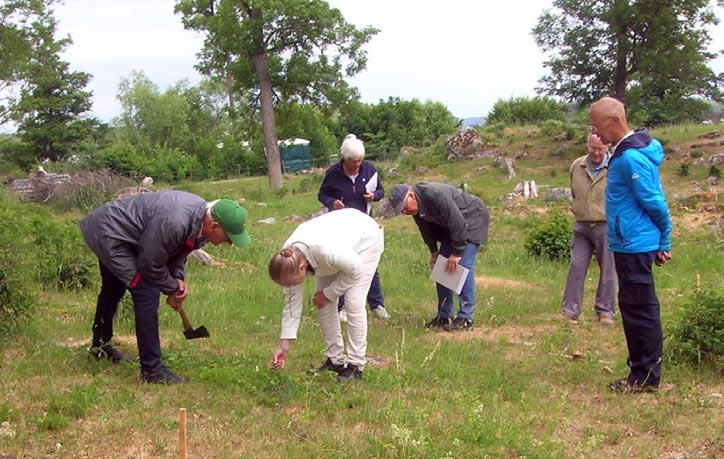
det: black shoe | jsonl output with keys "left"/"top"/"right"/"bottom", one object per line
{"left": 90, "top": 344, "right": 125, "bottom": 364}
{"left": 424, "top": 315, "right": 451, "bottom": 329}
{"left": 336, "top": 364, "right": 363, "bottom": 383}
{"left": 443, "top": 317, "right": 473, "bottom": 332}
{"left": 141, "top": 366, "right": 188, "bottom": 384}
{"left": 308, "top": 358, "right": 346, "bottom": 375}
{"left": 608, "top": 378, "right": 658, "bottom": 393}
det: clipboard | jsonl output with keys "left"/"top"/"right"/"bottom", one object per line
{"left": 430, "top": 255, "right": 469, "bottom": 295}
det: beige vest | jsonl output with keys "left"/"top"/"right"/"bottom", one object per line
{"left": 569, "top": 155, "right": 607, "bottom": 222}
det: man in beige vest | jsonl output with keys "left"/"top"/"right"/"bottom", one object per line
{"left": 561, "top": 133, "right": 617, "bottom": 324}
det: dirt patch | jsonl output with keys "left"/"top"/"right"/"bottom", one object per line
{"left": 366, "top": 354, "right": 391, "bottom": 368}
{"left": 475, "top": 276, "right": 537, "bottom": 291}
{"left": 423, "top": 323, "right": 555, "bottom": 345}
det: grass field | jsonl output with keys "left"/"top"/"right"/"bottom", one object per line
{"left": 0, "top": 124, "right": 722, "bottom": 458}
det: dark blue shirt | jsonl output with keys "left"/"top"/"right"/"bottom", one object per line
{"left": 318, "top": 161, "right": 384, "bottom": 215}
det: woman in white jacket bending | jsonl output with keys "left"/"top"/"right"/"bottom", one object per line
{"left": 269, "top": 208, "right": 384, "bottom": 382}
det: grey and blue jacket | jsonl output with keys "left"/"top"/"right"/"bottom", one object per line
{"left": 80, "top": 191, "right": 209, "bottom": 294}
{"left": 606, "top": 129, "right": 672, "bottom": 253}
{"left": 318, "top": 161, "right": 383, "bottom": 215}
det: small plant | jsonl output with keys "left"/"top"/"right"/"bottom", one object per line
{"left": 708, "top": 165, "right": 720, "bottom": 179}
{"left": 690, "top": 150, "right": 704, "bottom": 159}
{"left": 524, "top": 213, "right": 571, "bottom": 261}
{"left": 667, "top": 288, "right": 723, "bottom": 367}
{"left": 0, "top": 266, "right": 33, "bottom": 337}
{"left": 678, "top": 163, "right": 690, "bottom": 177}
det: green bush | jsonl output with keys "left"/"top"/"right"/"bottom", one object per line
{"left": 709, "top": 166, "right": 720, "bottom": 179}
{"left": 667, "top": 288, "right": 723, "bottom": 367}
{"left": 524, "top": 213, "right": 571, "bottom": 261}
{"left": 487, "top": 96, "right": 567, "bottom": 125}
{"left": 678, "top": 164, "right": 690, "bottom": 177}
{"left": 690, "top": 150, "right": 704, "bottom": 159}
{"left": 0, "top": 265, "right": 34, "bottom": 337}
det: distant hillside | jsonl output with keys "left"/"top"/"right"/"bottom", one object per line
{"left": 460, "top": 117, "right": 486, "bottom": 128}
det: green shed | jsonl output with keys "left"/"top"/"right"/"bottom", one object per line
{"left": 279, "top": 138, "right": 311, "bottom": 172}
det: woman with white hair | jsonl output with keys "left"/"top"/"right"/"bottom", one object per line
{"left": 317, "top": 134, "right": 389, "bottom": 320}
{"left": 268, "top": 208, "right": 384, "bottom": 383}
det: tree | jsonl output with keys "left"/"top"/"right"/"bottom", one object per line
{"left": 533, "top": 0, "right": 723, "bottom": 124}
{"left": 175, "top": 0, "right": 378, "bottom": 188}
{"left": 10, "top": 1, "right": 96, "bottom": 162}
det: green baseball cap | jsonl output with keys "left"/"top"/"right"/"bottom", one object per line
{"left": 211, "top": 199, "right": 251, "bottom": 246}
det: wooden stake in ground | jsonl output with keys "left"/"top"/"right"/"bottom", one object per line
{"left": 179, "top": 408, "right": 187, "bottom": 459}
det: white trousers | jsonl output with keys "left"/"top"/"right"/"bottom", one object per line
{"left": 315, "top": 228, "right": 383, "bottom": 369}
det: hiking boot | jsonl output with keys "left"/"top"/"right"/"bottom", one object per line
{"left": 336, "top": 364, "right": 363, "bottom": 383}
{"left": 598, "top": 315, "right": 614, "bottom": 325}
{"left": 308, "top": 358, "right": 346, "bottom": 375}
{"left": 338, "top": 309, "right": 348, "bottom": 323}
{"left": 563, "top": 314, "right": 579, "bottom": 324}
{"left": 90, "top": 344, "right": 125, "bottom": 364}
{"left": 372, "top": 305, "right": 390, "bottom": 320}
{"left": 608, "top": 378, "right": 658, "bottom": 394}
{"left": 141, "top": 365, "right": 188, "bottom": 384}
{"left": 424, "top": 315, "right": 451, "bottom": 329}
{"left": 443, "top": 317, "right": 473, "bottom": 332}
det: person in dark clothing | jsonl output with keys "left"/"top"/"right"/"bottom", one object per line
{"left": 589, "top": 96, "right": 672, "bottom": 393}
{"left": 80, "top": 191, "right": 250, "bottom": 384}
{"left": 318, "top": 134, "right": 389, "bottom": 320}
{"left": 388, "top": 182, "right": 491, "bottom": 331}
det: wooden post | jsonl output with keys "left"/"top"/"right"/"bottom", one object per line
{"left": 179, "top": 408, "right": 187, "bottom": 459}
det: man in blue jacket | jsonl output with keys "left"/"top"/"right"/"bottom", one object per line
{"left": 589, "top": 97, "right": 672, "bottom": 393}
{"left": 318, "top": 134, "right": 389, "bottom": 320}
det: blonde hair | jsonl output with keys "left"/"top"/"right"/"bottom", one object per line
{"left": 340, "top": 134, "right": 365, "bottom": 160}
{"left": 268, "top": 246, "right": 306, "bottom": 284}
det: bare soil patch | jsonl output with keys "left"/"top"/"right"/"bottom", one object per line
{"left": 475, "top": 276, "right": 537, "bottom": 291}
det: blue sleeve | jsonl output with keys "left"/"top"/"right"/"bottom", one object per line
{"left": 317, "top": 168, "right": 337, "bottom": 211}
{"left": 629, "top": 156, "right": 672, "bottom": 251}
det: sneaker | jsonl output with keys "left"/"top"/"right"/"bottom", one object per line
{"left": 90, "top": 344, "right": 125, "bottom": 364}
{"left": 372, "top": 305, "right": 390, "bottom": 320}
{"left": 141, "top": 365, "right": 188, "bottom": 384}
{"left": 598, "top": 315, "right": 614, "bottom": 325}
{"left": 338, "top": 309, "right": 348, "bottom": 323}
{"left": 443, "top": 317, "right": 473, "bottom": 332}
{"left": 564, "top": 314, "right": 579, "bottom": 324}
{"left": 424, "top": 315, "right": 451, "bottom": 329}
{"left": 336, "top": 364, "right": 363, "bottom": 383}
{"left": 308, "top": 358, "right": 346, "bottom": 375}
{"left": 608, "top": 378, "right": 658, "bottom": 393}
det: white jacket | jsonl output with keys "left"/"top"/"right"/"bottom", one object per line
{"left": 280, "top": 209, "right": 384, "bottom": 339}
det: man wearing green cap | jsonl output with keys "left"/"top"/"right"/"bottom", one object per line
{"left": 80, "top": 191, "right": 250, "bottom": 383}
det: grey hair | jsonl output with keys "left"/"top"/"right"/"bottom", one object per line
{"left": 340, "top": 134, "right": 365, "bottom": 161}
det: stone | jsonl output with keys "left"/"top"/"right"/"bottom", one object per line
{"left": 399, "top": 146, "right": 415, "bottom": 157}
{"left": 257, "top": 217, "right": 276, "bottom": 225}
{"left": 543, "top": 187, "right": 572, "bottom": 203}
{"left": 445, "top": 127, "right": 486, "bottom": 161}
{"left": 707, "top": 176, "right": 719, "bottom": 186}
{"left": 387, "top": 168, "right": 399, "bottom": 177}
{"left": 710, "top": 154, "right": 724, "bottom": 165}
{"left": 414, "top": 166, "right": 430, "bottom": 175}
{"left": 256, "top": 202, "right": 268, "bottom": 207}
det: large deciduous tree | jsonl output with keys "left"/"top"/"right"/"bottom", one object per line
{"left": 175, "top": 0, "right": 377, "bottom": 188}
{"left": 533, "top": 0, "right": 723, "bottom": 124}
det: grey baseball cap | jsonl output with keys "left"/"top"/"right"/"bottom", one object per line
{"left": 388, "top": 184, "right": 412, "bottom": 215}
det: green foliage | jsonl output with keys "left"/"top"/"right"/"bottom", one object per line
{"left": 690, "top": 150, "right": 704, "bottom": 159}
{"left": 678, "top": 163, "right": 690, "bottom": 177}
{"left": 487, "top": 96, "right": 567, "bottom": 125}
{"left": 667, "top": 288, "right": 724, "bottom": 367}
{"left": 0, "top": 264, "right": 33, "bottom": 337}
{"left": 709, "top": 166, "right": 720, "bottom": 179}
{"left": 524, "top": 213, "right": 571, "bottom": 261}
{"left": 533, "top": 0, "right": 721, "bottom": 125}
{"left": 337, "top": 97, "right": 458, "bottom": 158}
{"left": 39, "top": 384, "right": 100, "bottom": 431}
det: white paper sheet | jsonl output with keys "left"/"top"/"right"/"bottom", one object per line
{"left": 430, "top": 255, "right": 469, "bottom": 295}
{"left": 364, "top": 172, "right": 378, "bottom": 214}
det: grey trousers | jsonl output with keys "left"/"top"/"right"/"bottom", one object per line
{"left": 561, "top": 221, "right": 617, "bottom": 319}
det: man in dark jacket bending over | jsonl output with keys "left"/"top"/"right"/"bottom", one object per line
{"left": 388, "top": 182, "right": 490, "bottom": 331}
{"left": 80, "top": 191, "right": 250, "bottom": 383}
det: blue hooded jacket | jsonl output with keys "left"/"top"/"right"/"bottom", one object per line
{"left": 318, "top": 161, "right": 383, "bottom": 215}
{"left": 606, "top": 129, "right": 672, "bottom": 253}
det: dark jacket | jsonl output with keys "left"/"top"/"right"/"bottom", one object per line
{"left": 80, "top": 191, "right": 209, "bottom": 294}
{"left": 318, "top": 161, "right": 383, "bottom": 215}
{"left": 412, "top": 182, "right": 491, "bottom": 255}
{"left": 606, "top": 128, "right": 671, "bottom": 253}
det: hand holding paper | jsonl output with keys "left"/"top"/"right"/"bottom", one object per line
{"left": 430, "top": 255, "right": 469, "bottom": 295}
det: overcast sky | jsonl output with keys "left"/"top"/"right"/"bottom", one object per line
{"left": 54, "top": 0, "right": 724, "bottom": 122}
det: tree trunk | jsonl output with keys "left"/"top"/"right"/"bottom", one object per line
{"left": 251, "top": 52, "right": 283, "bottom": 189}
{"left": 612, "top": 1, "right": 629, "bottom": 103}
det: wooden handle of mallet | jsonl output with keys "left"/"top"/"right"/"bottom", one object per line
{"left": 178, "top": 307, "right": 193, "bottom": 332}
{"left": 179, "top": 408, "right": 187, "bottom": 459}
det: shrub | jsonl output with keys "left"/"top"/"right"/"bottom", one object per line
{"left": 678, "top": 164, "right": 690, "bottom": 177}
{"left": 487, "top": 96, "right": 567, "bottom": 125}
{"left": 690, "top": 150, "right": 704, "bottom": 159}
{"left": 667, "top": 288, "right": 723, "bottom": 367}
{"left": 524, "top": 213, "right": 571, "bottom": 261}
{"left": 708, "top": 166, "right": 720, "bottom": 179}
{"left": 0, "top": 265, "right": 34, "bottom": 337}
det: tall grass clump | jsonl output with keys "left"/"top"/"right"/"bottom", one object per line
{"left": 524, "top": 213, "right": 571, "bottom": 261}
{"left": 667, "top": 288, "right": 723, "bottom": 369}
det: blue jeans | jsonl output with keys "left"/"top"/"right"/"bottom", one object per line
{"left": 93, "top": 262, "right": 163, "bottom": 373}
{"left": 437, "top": 241, "right": 479, "bottom": 320}
{"left": 338, "top": 270, "right": 385, "bottom": 311}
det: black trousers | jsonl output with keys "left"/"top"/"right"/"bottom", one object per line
{"left": 613, "top": 252, "right": 663, "bottom": 386}
{"left": 92, "top": 261, "right": 163, "bottom": 373}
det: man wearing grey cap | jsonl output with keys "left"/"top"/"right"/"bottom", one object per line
{"left": 388, "top": 182, "right": 490, "bottom": 331}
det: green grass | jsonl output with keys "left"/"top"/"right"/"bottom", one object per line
{"left": 0, "top": 125, "right": 722, "bottom": 457}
